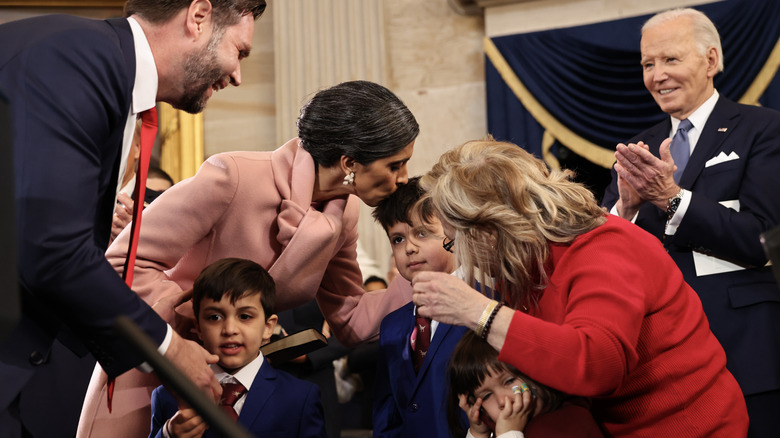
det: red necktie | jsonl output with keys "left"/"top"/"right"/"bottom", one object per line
{"left": 122, "top": 107, "right": 158, "bottom": 286}
{"left": 220, "top": 381, "right": 248, "bottom": 421}
{"left": 107, "top": 107, "right": 158, "bottom": 412}
{"left": 411, "top": 315, "right": 431, "bottom": 373}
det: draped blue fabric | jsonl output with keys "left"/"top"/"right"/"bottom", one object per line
{"left": 486, "top": 0, "right": 780, "bottom": 197}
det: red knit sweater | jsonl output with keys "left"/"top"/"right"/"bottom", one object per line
{"left": 498, "top": 215, "right": 748, "bottom": 437}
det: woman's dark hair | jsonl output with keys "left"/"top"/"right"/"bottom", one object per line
{"left": 297, "top": 80, "right": 419, "bottom": 167}
{"left": 447, "top": 331, "right": 564, "bottom": 437}
{"left": 125, "top": 0, "right": 266, "bottom": 30}
{"left": 192, "top": 258, "right": 276, "bottom": 321}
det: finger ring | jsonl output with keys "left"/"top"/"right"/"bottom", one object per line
{"left": 520, "top": 382, "right": 530, "bottom": 393}
{"left": 512, "top": 385, "right": 522, "bottom": 395}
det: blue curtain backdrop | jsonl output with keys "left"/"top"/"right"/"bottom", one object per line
{"left": 485, "top": 0, "right": 780, "bottom": 198}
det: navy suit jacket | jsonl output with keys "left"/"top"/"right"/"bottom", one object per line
{"left": 0, "top": 14, "right": 167, "bottom": 416}
{"left": 602, "top": 96, "right": 780, "bottom": 395}
{"left": 373, "top": 301, "right": 468, "bottom": 438}
{"left": 150, "top": 359, "right": 327, "bottom": 438}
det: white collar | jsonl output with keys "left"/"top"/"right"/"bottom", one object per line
{"left": 671, "top": 89, "right": 719, "bottom": 133}
{"left": 127, "top": 17, "right": 158, "bottom": 115}
{"left": 211, "top": 352, "right": 265, "bottom": 390}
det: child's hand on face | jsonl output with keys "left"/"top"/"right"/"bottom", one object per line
{"left": 459, "top": 394, "right": 491, "bottom": 438}
{"left": 494, "top": 388, "right": 535, "bottom": 436}
{"left": 167, "top": 408, "right": 207, "bottom": 438}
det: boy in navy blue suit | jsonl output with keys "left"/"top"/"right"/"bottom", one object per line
{"left": 149, "top": 258, "right": 326, "bottom": 438}
{"left": 371, "top": 177, "right": 468, "bottom": 437}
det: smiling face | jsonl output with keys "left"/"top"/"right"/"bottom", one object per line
{"left": 195, "top": 292, "right": 277, "bottom": 373}
{"left": 176, "top": 14, "right": 255, "bottom": 114}
{"left": 352, "top": 141, "right": 415, "bottom": 207}
{"left": 640, "top": 16, "right": 718, "bottom": 120}
{"left": 387, "top": 218, "right": 456, "bottom": 282}
{"left": 474, "top": 369, "right": 544, "bottom": 423}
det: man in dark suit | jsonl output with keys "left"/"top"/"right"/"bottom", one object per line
{"left": 602, "top": 8, "right": 780, "bottom": 438}
{"left": 0, "top": 1, "right": 266, "bottom": 436}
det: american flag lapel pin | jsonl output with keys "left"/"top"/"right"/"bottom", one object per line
{"left": 718, "top": 127, "right": 728, "bottom": 132}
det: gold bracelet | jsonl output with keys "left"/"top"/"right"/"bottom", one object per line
{"left": 476, "top": 300, "right": 498, "bottom": 337}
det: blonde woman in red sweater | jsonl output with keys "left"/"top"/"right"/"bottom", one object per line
{"left": 412, "top": 139, "right": 748, "bottom": 437}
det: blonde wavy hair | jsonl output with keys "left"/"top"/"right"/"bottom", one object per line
{"left": 419, "top": 139, "right": 607, "bottom": 309}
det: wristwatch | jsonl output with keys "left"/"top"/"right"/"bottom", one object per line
{"left": 666, "top": 188, "right": 685, "bottom": 219}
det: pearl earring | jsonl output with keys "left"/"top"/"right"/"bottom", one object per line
{"left": 343, "top": 171, "right": 355, "bottom": 186}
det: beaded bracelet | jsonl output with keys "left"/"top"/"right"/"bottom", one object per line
{"left": 480, "top": 301, "right": 503, "bottom": 340}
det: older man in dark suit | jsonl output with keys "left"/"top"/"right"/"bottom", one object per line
{"left": 602, "top": 8, "right": 780, "bottom": 438}
{"left": 0, "top": 1, "right": 266, "bottom": 436}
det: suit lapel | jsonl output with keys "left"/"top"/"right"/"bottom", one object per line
{"left": 646, "top": 119, "right": 671, "bottom": 156}
{"left": 236, "top": 360, "right": 276, "bottom": 431}
{"left": 104, "top": 18, "right": 136, "bottom": 94}
{"left": 680, "top": 97, "right": 739, "bottom": 187}
{"left": 396, "top": 307, "right": 418, "bottom": 389}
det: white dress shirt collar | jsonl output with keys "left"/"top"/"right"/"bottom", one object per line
{"left": 211, "top": 352, "right": 265, "bottom": 392}
{"left": 127, "top": 17, "right": 157, "bottom": 114}
{"left": 670, "top": 89, "right": 719, "bottom": 153}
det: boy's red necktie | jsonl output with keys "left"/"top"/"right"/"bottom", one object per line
{"left": 219, "top": 381, "right": 248, "bottom": 421}
{"left": 411, "top": 315, "right": 431, "bottom": 373}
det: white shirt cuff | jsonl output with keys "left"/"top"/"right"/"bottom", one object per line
{"left": 162, "top": 419, "right": 172, "bottom": 438}
{"left": 137, "top": 324, "right": 173, "bottom": 373}
{"left": 610, "top": 203, "right": 638, "bottom": 223}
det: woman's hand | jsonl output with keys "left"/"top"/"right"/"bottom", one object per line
{"left": 411, "top": 271, "right": 489, "bottom": 329}
{"left": 459, "top": 394, "right": 491, "bottom": 438}
{"left": 495, "top": 390, "right": 535, "bottom": 436}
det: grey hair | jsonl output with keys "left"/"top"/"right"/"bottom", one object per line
{"left": 642, "top": 8, "right": 724, "bottom": 72}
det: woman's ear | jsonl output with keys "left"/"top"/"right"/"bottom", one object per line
{"left": 340, "top": 156, "right": 357, "bottom": 175}
{"left": 485, "top": 228, "right": 499, "bottom": 249}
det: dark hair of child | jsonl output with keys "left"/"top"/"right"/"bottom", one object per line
{"left": 372, "top": 176, "right": 437, "bottom": 232}
{"left": 192, "top": 257, "right": 276, "bottom": 321}
{"left": 447, "top": 331, "right": 565, "bottom": 438}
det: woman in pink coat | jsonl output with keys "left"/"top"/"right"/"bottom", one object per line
{"left": 78, "top": 81, "right": 419, "bottom": 438}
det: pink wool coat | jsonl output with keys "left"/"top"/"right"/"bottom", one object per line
{"left": 77, "top": 138, "right": 412, "bottom": 438}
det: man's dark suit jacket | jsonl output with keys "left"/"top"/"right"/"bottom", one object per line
{"left": 602, "top": 96, "right": 780, "bottom": 397}
{"left": 150, "top": 359, "right": 327, "bottom": 438}
{"left": 373, "top": 301, "right": 468, "bottom": 437}
{"left": 0, "top": 14, "right": 167, "bottom": 434}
